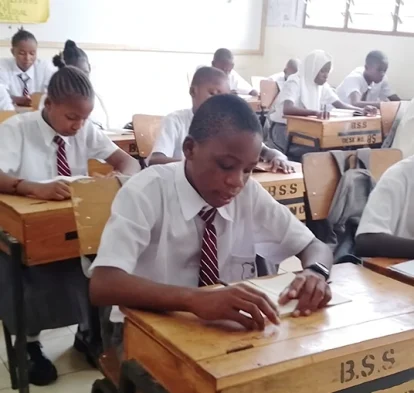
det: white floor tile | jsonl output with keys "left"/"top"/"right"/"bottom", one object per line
{"left": 280, "top": 256, "right": 302, "bottom": 272}
{"left": 0, "top": 362, "right": 11, "bottom": 390}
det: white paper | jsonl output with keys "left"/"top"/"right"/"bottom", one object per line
{"left": 38, "top": 175, "right": 91, "bottom": 184}
{"left": 389, "top": 260, "right": 414, "bottom": 278}
{"left": 267, "top": 0, "right": 305, "bottom": 28}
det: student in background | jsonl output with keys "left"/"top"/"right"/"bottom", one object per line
{"left": 0, "top": 28, "right": 55, "bottom": 107}
{"left": 336, "top": 51, "right": 400, "bottom": 109}
{"left": 0, "top": 84, "right": 14, "bottom": 111}
{"left": 0, "top": 66, "right": 140, "bottom": 386}
{"left": 90, "top": 95, "right": 333, "bottom": 372}
{"left": 269, "top": 58, "right": 300, "bottom": 91}
{"left": 149, "top": 66, "right": 293, "bottom": 173}
{"left": 212, "top": 48, "right": 258, "bottom": 96}
{"left": 355, "top": 156, "right": 414, "bottom": 259}
{"left": 391, "top": 99, "right": 414, "bottom": 158}
{"left": 267, "top": 50, "right": 377, "bottom": 153}
{"left": 39, "top": 40, "right": 109, "bottom": 129}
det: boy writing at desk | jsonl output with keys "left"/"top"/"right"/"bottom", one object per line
{"left": 90, "top": 95, "right": 333, "bottom": 386}
{"left": 149, "top": 66, "right": 293, "bottom": 173}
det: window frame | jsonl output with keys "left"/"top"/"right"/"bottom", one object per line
{"left": 303, "top": 0, "right": 413, "bottom": 37}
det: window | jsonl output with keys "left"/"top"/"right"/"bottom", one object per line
{"left": 304, "top": 0, "right": 414, "bottom": 35}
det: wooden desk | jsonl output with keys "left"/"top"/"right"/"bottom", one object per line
{"left": 253, "top": 161, "right": 305, "bottom": 220}
{"left": 109, "top": 134, "right": 138, "bottom": 157}
{"left": 364, "top": 258, "right": 413, "bottom": 286}
{"left": 0, "top": 195, "right": 79, "bottom": 265}
{"left": 245, "top": 97, "right": 262, "bottom": 112}
{"left": 286, "top": 115, "right": 382, "bottom": 150}
{"left": 123, "top": 264, "right": 414, "bottom": 393}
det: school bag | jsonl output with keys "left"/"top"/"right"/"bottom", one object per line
{"left": 307, "top": 148, "right": 376, "bottom": 263}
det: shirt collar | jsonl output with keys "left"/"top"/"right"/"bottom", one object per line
{"left": 35, "top": 111, "right": 71, "bottom": 147}
{"left": 13, "top": 61, "right": 35, "bottom": 80}
{"left": 174, "top": 161, "right": 233, "bottom": 222}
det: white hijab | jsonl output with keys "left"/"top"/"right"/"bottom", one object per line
{"left": 289, "top": 50, "right": 333, "bottom": 111}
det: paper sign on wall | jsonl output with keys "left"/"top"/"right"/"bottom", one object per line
{"left": 0, "top": 0, "right": 49, "bottom": 23}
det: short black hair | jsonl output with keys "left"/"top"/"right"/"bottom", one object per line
{"left": 53, "top": 40, "right": 89, "bottom": 69}
{"left": 11, "top": 28, "right": 37, "bottom": 47}
{"left": 189, "top": 94, "right": 261, "bottom": 142}
{"left": 213, "top": 48, "right": 233, "bottom": 63}
{"left": 47, "top": 66, "right": 94, "bottom": 104}
{"left": 366, "top": 50, "right": 388, "bottom": 66}
{"left": 191, "top": 66, "right": 227, "bottom": 88}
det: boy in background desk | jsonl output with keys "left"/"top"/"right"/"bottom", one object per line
{"left": 0, "top": 28, "right": 55, "bottom": 108}
{"left": 149, "top": 66, "right": 293, "bottom": 173}
{"left": 0, "top": 66, "right": 139, "bottom": 386}
{"left": 90, "top": 95, "right": 333, "bottom": 382}
{"left": 337, "top": 50, "right": 400, "bottom": 109}
{"left": 356, "top": 156, "right": 414, "bottom": 259}
{"left": 268, "top": 58, "right": 300, "bottom": 92}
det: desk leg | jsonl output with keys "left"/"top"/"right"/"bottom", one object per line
{"left": 0, "top": 231, "right": 29, "bottom": 393}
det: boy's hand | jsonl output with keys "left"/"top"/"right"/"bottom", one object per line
{"left": 190, "top": 284, "right": 280, "bottom": 330}
{"left": 13, "top": 95, "right": 32, "bottom": 107}
{"left": 268, "top": 158, "right": 295, "bottom": 174}
{"left": 26, "top": 181, "right": 72, "bottom": 201}
{"left": 363, "top": 105, "right": 377, "bottom": 116}
{"left": 279, "top": 270, "right": 331, "bottom": 317}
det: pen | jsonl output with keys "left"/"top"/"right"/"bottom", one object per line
{"left": 217, "top": 279, "right": 229, "bottom": 287}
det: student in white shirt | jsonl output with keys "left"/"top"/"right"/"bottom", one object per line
{"left": 267, "top": 50, "right": 377, "bottom": 153}
{"left": 150, "top": 66, "right": 294, "bottom": 173}
{"left": 0, "top": 66, "right": 140, "bottom": 386}
{"left": 336, "top": 51, "right": 400, "bottom": 109}
{"left": 355, "top": 156, "right": 414, "bottom": 259}
{"left": 212, "top": 48, "right": 258, "bottom": 96}
{"left": 38, "top": 40, "right": 109, "bottom": 129}
{"left": 0, "top": 29, "right": 55, "bottom": 108}
{"left": 90, "top": 95, "right": 333, "bottom": 370}
{"left": 269, "top": 58, "right": 300, "bottom": 91}
{"left": 391, "top": 99, "right": 414, "bottom": 158}
{"left": 0, "top": 84, "right": 14, "bottom": 111}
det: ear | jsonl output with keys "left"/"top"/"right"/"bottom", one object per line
{"left": 182, "top": 136, "right": 196, "bottom": 160}
{"left": 44, "top": 96, "right": 52, "bottom": 110}
{"left": 189, "top": 86, "right": 196, "bottom": 98}
{"left": 10, "top": 48, "right": 14, "bottom": 57}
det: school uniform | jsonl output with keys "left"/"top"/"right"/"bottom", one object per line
{"left": 0, "top": 84, "right": 14, "bottom": 110}
{"left": 336, "top": 67, "right": 394, "bottom": 104}
{"left": 269, "top": 71, "right": 286, "bottom": 91}
{"left": 38, "top": 92, "right": 110, "bottom": 129}
{"left": 149, "top": 108, "right": 193, "bottom": 160}
{"left": 0, "top": 110, "right": 119, "bottom": 334}
{"left": 357, "top": 156, "right": 414, "bottom": 239}
{"left": 0, "top": 58, "right": 55, "bottom": 97}
{"left": 391, "top": 99, "right": 414, "bottom": 158}
{"left": 91, "top": 161, "right": 314, "bottom": 323}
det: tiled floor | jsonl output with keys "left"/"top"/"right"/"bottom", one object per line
{"left": 0, "top": 257, "right": 301, "bottom": 392}
{"left": 0, "top": 326, "right": 101, "bottom": 393}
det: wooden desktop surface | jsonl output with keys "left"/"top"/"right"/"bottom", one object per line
{"left": 109, "top": 133, "right": 138, "bottom": 156}
{"left": 364, "top": 258, "right": 413, "bottom": 286}
{"left": 122, "top": 263, "right": 414, "bottom": 393}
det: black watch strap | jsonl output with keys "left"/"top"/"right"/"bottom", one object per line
{"left": 306, "top": 263, "right": 330, "bottom": 280}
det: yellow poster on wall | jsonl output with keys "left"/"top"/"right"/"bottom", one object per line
{"left": 0, "top": 0, "right": 49, "bottom": 23}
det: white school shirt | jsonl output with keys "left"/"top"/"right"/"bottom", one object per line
{"left": 0, "top": 84, "right": 14, "bottom": 110}
{"left": 391, "top": 99, "right": 414, "bottom": 158}
{"left": 356, "top": 156, "right": 414, "bottom": 240}
{"left": 90, "top": 162, "right": 314, "bottom": 322}
{"left": 0, "top": 111, "right": 118, "bottom": 181}
{"left": 0, "top": 58, "right": 55, "bottom": 97}
{"left": 38, "top": 92, "right": 110, "bottom": 130}
{"left": 269, "top": 71, "right": 286, "bottom": 91}
{"left": 336, "top": 67, "right": 394, "bottom": 105}
{"left": 149, "top": 108, "right": 193, "bottom": 160}
{"left": 269, "top": 77, "right": 339, "bottom": 124}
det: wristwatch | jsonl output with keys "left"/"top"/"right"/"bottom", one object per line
{"left": 305, "top": 263, "right": 330, "bottom": 281}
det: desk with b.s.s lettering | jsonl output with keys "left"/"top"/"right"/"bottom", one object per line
{"left": 121, "top": 263, "right": 414, "bottom": 393}
{"left": 286, "top": 115, "right": 382, "bottom": 151}
{"left": 109, "top": 133, "right": 139, "bottom": 157}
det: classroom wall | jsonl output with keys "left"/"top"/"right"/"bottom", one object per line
{"left": 261, "top": 27, "right": 413, "bottom": 99}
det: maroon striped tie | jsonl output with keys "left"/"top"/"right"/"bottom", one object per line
{"left": 18, "top": 74, "right": 30, "bottom": 97}
{"left": 198, "top": 208, "right": 219, "bottom": 287}
{"left": 54, "top": 135, "right": 72, "bottom": 177}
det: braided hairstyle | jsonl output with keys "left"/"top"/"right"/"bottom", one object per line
{"left": 47, "top": 66, "right": 95, "bottom": 104}
{"left": 11, "top": 28, "right": 37, "bottom": 47}
{"left": 53, "top": 40, "right": 90, "bottom": 75}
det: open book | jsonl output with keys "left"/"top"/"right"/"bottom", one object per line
{"left": 235, "top": 273, "right": 350, "bottom": 317}
{"left": 389, "top": 260, "right": 414, "bottom": 278}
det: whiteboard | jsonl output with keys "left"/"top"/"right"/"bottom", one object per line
{"left": 0, "top": 0, "right": 266, "bottom": 54}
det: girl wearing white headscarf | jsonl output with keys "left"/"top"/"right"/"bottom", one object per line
{"left": 267, "top": 50, "right": 375, "bottom": 154}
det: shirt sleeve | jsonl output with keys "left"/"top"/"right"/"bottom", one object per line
{"left": 232, "top": 71, "right": 254, "bottom": 95}
{"left": 0, "top": 85, "right": 14, "bottom": 110}
{"left": 85, "top": 122, "right": 119, "bottom": 160}
{"left": 322, "top": 84, "right": 340, "bottom": 105}
{"left": 90, "top": 173, "right": 161, "bottom": 274}
{"left": 277, "top": 78, "right": 300, "bottom": 105}
{"left": 250, "top": 179, "right": 314, "bottom": 262}
{"left": 149, "top": 113, "right": 181, "bottom": 158}
{"left": 0, "top": 120, "right": 23, "bottom": 176}
{"left": 379, "top": 77, "right": 394, "bottom": 100}
{"left": 341, "top": 75, "right": 364, "bottom": 100}
{"left": 356, "top": 166, "right": 405, "bottom": 236}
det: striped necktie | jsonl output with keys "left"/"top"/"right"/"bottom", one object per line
{"left": 18, "top": 74, "right": 30, "bottom": 97}
{"left": 54, "top": 135, "right": 72, "bottom": 177}
{"left": 198, "top": 208, "right": 219, "bottom": 287}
